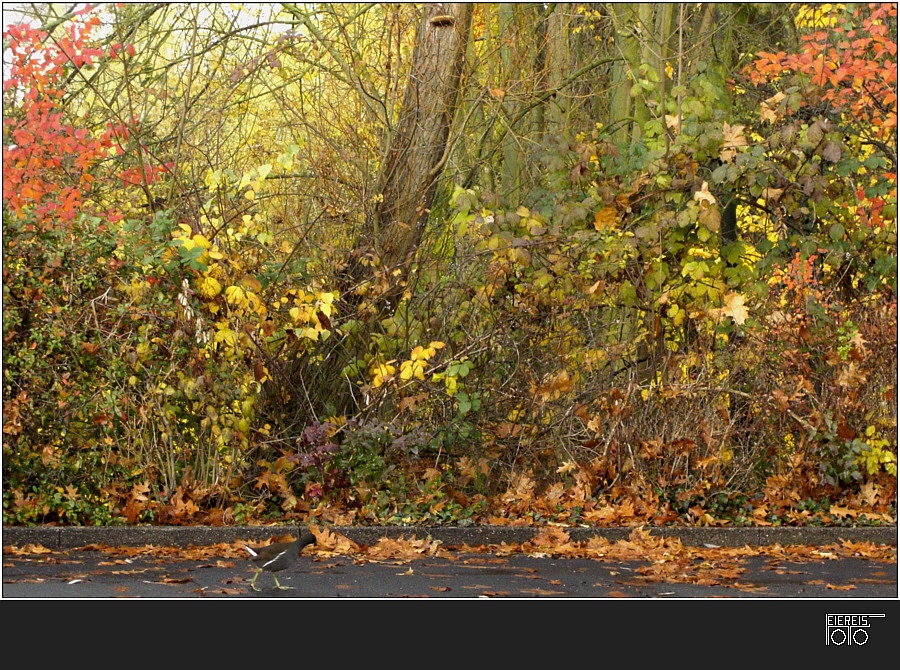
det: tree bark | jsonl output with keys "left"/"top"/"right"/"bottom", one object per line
{"left": 342, "top": 3, "right": 472, "bottom": 316}
{"left": 286, "top": 3, "right": 473, "bottom": 419}
{"left": 499, "top": 3, "right": 523, "bottom": 207}
{"left": 546, "top": 3, "right": 570, "bottom": 137}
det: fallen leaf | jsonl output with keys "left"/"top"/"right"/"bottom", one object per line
{"left": 6, "top": 544, "right": 53, "bottom": 555}
{"left": 155, "top": 576, "right": 193, "bottom": 584}
{"left": 520, "top": 588, "right": 565, "bottom": 596}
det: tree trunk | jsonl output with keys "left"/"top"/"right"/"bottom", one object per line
{"left": 546, "top": 4, "right": 570, "bottom": 137}
{"left": 499, "top": 3, "right": 523, "bottom": 207}
{"left": 343, "top": 3, "right": 472, "bottom": 316}
{"left": 283, "top": 3, "right": 473, "bottom": 420}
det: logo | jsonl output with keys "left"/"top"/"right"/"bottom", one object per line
{"left": 825, "top": 614, "right": 886, "bottom": 646}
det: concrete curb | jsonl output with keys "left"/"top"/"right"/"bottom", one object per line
{"left": 3, "top": 524, "right": 896, "bottom": 551}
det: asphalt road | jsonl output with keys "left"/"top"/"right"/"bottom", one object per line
{"left": 2, "top": 547, "right": 898, "bottom": 598}
{"left": 2, "top": 525, "right": 897, "bottom": 598}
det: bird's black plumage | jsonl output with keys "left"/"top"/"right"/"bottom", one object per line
{"left": 244, "top": 530, "right": 316, "bottom": 591}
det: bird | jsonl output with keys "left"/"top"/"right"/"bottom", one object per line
{"left": 243, "top": 529, "right": 317, "bottom": 591}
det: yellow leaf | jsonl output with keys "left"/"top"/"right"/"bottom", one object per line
{"left": 214, "top": 327, "right": 237, "bottom": 346}
{"left": 723, "top": 292, "right": 749, "bottom": 325}
{"left": 196, "top": 276, "right": 222, "bottom": 298}
{"left": 708, "top": 292, "right": 748, "bottom": 326}
{"left": 688, "top": 247, "right": 713, "bottom": 259}
{"left": 371, "top": 362, "right": 396, "bottom": 388}
{"left": 444, "top": 376, "right": 458, "bottom": 395}
{"left": 224, "top": 285, "right": 246, "bottom": 306}
{"left": 556, "top": 461, "right": 578, "bottom": 475}
{"left": 257, "top": 164, "right": 272, "bottom": 180}
{"left": 204, "top": 169, "right": 222, "bottom": 189}
{"left": 593, "top": 206, "right": 618, "bottom": 231}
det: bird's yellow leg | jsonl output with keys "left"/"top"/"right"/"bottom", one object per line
{"left": 273, "top": 574, "right": 294, "bottom": 590}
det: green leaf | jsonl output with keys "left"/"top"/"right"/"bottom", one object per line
{"left": 829, "top": 223, "right": 845, "bottom": 241}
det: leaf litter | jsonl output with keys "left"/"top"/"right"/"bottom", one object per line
{"left": 5, "top": 526, "right": 894, "bottom": 591}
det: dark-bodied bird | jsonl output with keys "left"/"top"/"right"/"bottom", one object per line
{"left": 243, "top": 529, "right": 316, "bottom": 591}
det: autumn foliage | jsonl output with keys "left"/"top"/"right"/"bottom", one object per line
{"left": 2, "top": 3, "right": 896, "bottom": 528}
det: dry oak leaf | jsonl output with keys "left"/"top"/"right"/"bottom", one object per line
{"left": 582, "top": 505, "right": 620, "bottom": 525}
{"left": 311, "top": 525, "right": 360, "bottom": 555}
{"left": 5, "top": 543, "right": 53, "bottom": 555}
{"left": 524, "top": 526, "right": 573, "bottom": 553}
